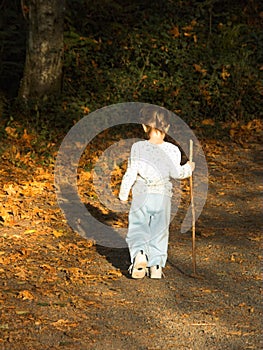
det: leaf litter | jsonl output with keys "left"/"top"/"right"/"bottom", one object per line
{"left": 0, "top": 122, "right": 262, "bottom": 349}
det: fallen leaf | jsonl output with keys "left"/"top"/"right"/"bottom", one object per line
{"left": 24, "top": 229, "right": 36, "bottom": 234}
{"left": 17, "top": 290, "right": 35, "bottom": 301}
{"left": 170, "top": 26, "right": 180, "bottom": 38}
{"left": 51, "top": 230, "right": 64, "bottom": 238}
{"left": 51, "top": 319, "right": 79, "bottom": 330}
{"left": 15, "top": 310, "right": 30, "bottom": 315}
{"left": 5, "top": 126, "right": 18, "bottom": 138}
{"left": 202, "top": 118, "right": 215, "bottom": 126}
{"left": 107, "top": 270, "right": 122, "bottom": 278}
{"left": 193, "top": 64, "right": 207, "bottom": 75}
{"left": 0, "top": 324, "right": 9, "bottom": 329}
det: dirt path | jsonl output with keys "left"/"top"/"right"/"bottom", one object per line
{"left": 0, "top": 140, "right": 262, "bottom": 350}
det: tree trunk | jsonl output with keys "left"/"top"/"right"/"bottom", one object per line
{"left": 19, "top": 0, "right": 65, "bottom": 100}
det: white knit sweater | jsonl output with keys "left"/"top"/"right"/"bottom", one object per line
{"left": 119, "top": 140, "right": 192, "bottom": 201}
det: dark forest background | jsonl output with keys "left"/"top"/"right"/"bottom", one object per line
{"left": 0, "top": 0, "right": 262, "bottom": 143}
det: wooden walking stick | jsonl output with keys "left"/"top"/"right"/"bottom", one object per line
{"left": 189, "top": 139, "right": 197, "bottom": 275}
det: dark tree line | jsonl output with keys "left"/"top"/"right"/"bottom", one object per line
{"left": 0, "top": 0, "right": 262, "bottom": 124}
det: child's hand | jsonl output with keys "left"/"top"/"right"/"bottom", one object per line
{"left": 188, "top": 161, "right": 195, "bottom": 172}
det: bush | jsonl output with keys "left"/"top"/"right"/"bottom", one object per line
{"left": 1, "top": 0, "right": 262, "bottom": 135}
{"left": 62, "top": 0, "right": 262, "bottom": 124}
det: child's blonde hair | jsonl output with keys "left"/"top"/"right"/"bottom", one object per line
{"left": 140, "top": 105, "right": 171, "bottom": 138}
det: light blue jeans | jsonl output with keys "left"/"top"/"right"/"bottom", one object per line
{"left": 126, "top": 193, "right": 171, "bottom": 268}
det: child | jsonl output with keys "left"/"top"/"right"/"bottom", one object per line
{"left": 119, "top": 105, "right": 195, "bottom": 279}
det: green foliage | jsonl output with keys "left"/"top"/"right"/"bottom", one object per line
{"left": 1, "top": 0, "right": 262, "bottom": 137}
{"left": 62, "top": 0, "right": 262, "bottom": 125}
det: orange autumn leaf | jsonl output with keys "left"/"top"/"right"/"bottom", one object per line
{"left": 22, "top": 129, "right": 34, "bottom": 146}
{"left": 221, "top": 67, "right": 230, "bottom": 80}
{"left": 202, "top": 119, "right": 215, "bottom": 126}
{"left": 51, "top": 319, "right": 78, "bottom": 330}
{"left": 17, "top": 290, "right": 35, "bottom": 301}
{"left": 51, "top": 229, "right": 64, "bottom": 238}
{"left": 193, "top": 63, "right": 207, "bottom": 75}
{"left": 170, "top": 26, "right": 180, "bottom": 38}
{"left": 5, "top": 126, "right": 18, "bottom": 138}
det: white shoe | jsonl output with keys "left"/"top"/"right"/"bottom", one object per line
{"left": 150, "top": 265, "right": 163, "bottom": 279}
{"left": 129, "top": 250, "right": 148, "bottom": 279}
